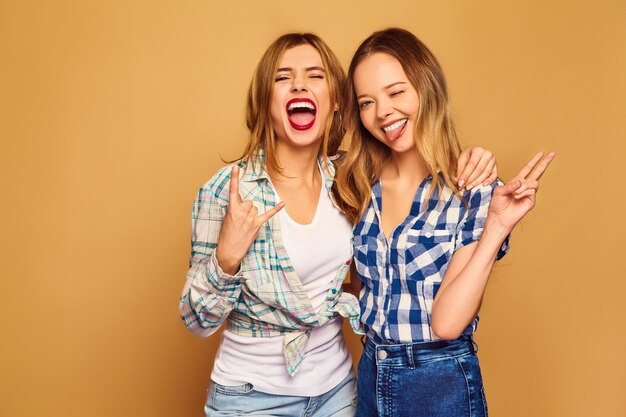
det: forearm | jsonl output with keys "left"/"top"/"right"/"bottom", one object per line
{"left": 431, "top": 223, "right": 509, "bottom": 339}
{"left": 179, "top": 252, "right": 242, "bottom": 337}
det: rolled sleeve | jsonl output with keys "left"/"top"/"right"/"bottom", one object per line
{"left": 455, "top": 182, "right": 510, "bottom": 260}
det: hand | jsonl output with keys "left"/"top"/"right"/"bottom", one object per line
{"left": 456, "top": 146, "right": 498, "bottom": 190}
{"left": 486, "top": 151, "right": 556, "bottom": 233}
{"left": 215, "top": 165, "right": 285, "bottom": 275}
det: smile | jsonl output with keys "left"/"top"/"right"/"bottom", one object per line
{"left": 382, "top": 118, "right": 407, "bottom": 133}
{"left": 286, "top": 98, "right": 317, "bottom": 131}
{"left": 381, "top": 118, "right": 408, "bottom": 141}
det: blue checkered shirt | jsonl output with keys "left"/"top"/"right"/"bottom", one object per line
{"left": 354, "top": 175, "right": 509, "bottom": 344}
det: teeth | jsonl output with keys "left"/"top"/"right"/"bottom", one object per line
{"left": 288, "top": 101, "right": 316, "bottom": 111}
{"left": 383, "top": 119, "right": 408, "bottom": 132}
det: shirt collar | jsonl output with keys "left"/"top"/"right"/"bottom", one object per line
{"left": 240, "top": 147, "right": 336, "bottom": 193}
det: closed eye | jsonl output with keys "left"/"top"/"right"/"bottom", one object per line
{"left": 390, "top": 90, "right": 404, "bottom": 97}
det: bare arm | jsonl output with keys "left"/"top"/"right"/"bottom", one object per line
{"left": 431, "top": 152, "right": 556, "bottom": 339}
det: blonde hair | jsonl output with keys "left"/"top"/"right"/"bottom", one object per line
{"left": 238, "top": 33, "right": 346, "bottom": 175}
{"left": 334, "top": 28, "right": 462, "bottom": 223}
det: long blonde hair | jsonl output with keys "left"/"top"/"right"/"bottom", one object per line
{"left": 238, "top": 33, "right": 347, "bottom": 175}
{"left": 334, "top": 28, "right": 462, "bottom": 223}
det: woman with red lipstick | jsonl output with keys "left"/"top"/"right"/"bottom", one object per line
{"left": 335, "top": 28, "right": 555, "bottom": 417}
{"left": 179, "top": 32, "right": 499, "bottom": 417}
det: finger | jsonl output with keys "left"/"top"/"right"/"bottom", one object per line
{"left": 515, "top": 179, "right": 539, "bottom": 195}
{"left": 514, "top": 152, "right": 544, "bottom": 180}
{"left": 483, "top": 166, "right": 498, "bottom": 186}
{"left": 229, "top": 165, "right": 242, "bottom": 205}
{"left": 526, "top": 151, "right": 556, "bottom": 181}
{"left": 466, "top": 156, "right": 495, "bottom": 190}
{"left": 457, "top": 149, "right": 483, "bottom": 188}
{"left": 249, "top": 205, "right": 259, "bottom": 219}
{"left": 257, "top": 201, "right": 285, "bottom": 224}
{"left": 514, "top": 189, "right": 537, "bottom": 200}
{"left": 240, "top": 199, "right": 254, "bottom": 213}
{"left": 455, "top": 148, "right": 470, "bottom": 185}
{"left": 496, "top": 179, "right": 522, "bottom": 196}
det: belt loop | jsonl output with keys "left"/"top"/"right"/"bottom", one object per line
{"left": 470, "top": 335, "right": 479, "bottom": 353}
{"left": 406, "top": 344, "right": 415, "bottom": 369}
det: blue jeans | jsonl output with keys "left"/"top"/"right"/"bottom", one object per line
{"left": 204, "top": 369, "right": 357, "bottom": 417}
{"left": 356, "top": 336, "right": 488, "bottom": 417}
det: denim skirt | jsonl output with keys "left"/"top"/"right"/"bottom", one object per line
{"left": 356, "top": 335, "right": 488, "bottom": 417}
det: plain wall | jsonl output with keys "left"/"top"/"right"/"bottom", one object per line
{"left": 1, "top": 1, "right": 625, "bottom": 416}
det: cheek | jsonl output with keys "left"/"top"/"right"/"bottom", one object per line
{"left": 359, "top": 111, "right": 375, "bottom": 133}
{"left": 270, "top": 96, "right": 283, "bottom": 122}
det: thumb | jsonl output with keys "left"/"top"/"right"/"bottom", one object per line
{"left": 257, "top": 201, "right": 285, "bottom": 225}
{"left": 496, "top": 179, "right": 522, "bottom": 196}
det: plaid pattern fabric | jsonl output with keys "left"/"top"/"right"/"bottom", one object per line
{"left": 179, "top": 148, "right": 363, "bottom": 376}
{"left": 354, "top": 175, "right": 509, "bottom": 345}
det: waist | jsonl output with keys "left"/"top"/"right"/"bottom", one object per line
{"left": 364, "top": 335, "right": 476, "bottom": 367}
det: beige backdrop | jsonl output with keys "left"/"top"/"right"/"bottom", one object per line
{"left": 1, "top": 1, "right": 625, "bottom": 416}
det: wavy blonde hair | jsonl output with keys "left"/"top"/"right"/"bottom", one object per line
{"left": 238, "top": 33, "right": 346, "bottom": 175}
{"left": 334, "top": 28, "right": 462, "bottom": 223}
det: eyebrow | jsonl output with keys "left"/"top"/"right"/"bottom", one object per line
{"left": 276, "top": 66, "right": 326, "bottom": 73}
{"left": 357, "top": 82, "right": 407, "bottom": 99}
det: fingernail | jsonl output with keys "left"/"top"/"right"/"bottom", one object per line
{"left": 458, "top": 180, "right": 465, "bottom": 187}
{"left": 466, "top": 184, "right": 473, "bottom": 190}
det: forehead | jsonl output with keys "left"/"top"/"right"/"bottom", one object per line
{"left": 353, "top": 52, "right": 407, "bottom": 92}
{"left": 278, "top": 44, "right": 324, "bottom": 69}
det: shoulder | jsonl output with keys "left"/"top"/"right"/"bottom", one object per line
{"left": 462, "top": 180, "right": 503, "bottom": 207}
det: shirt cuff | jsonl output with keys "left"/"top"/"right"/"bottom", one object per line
{"left": 208, "top": 253, "right": 242, "bottom": 294}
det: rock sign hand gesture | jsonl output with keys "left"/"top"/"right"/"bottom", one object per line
{"left": 215, "top": 165, "right": 285, "bottom": 275}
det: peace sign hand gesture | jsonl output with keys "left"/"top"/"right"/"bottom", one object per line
{"left": 486, "top": 151, "right": 556, "bottom": 233}
{"left": 215, "top": 165, "right": 285, "bottom": 275}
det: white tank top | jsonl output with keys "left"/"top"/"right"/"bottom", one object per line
{"left": 211, "top": 170, "right": 354, "bottom": 396}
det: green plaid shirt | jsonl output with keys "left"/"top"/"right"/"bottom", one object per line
{"left": 179, "top": 148, "right": 364, "bottom": 376}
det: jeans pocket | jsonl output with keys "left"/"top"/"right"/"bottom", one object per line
{"left": 455, "top": 354, "right": 487, "bottom": 417}
{"left": 213, "top": 382, "right": 255, "bottom": 396}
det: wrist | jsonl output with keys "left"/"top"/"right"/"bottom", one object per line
{"left": 482, "top": 219, "right": 511, "bottom": 243}
{"left": 215, "top": 247, "right": 240, "bottom": 276}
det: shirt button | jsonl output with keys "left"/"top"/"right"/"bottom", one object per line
{"left": 377, "top": 350, "right": 388, "bottom": 360}
{"left": 425, "top": 232, "right": 433, "bottom": 238}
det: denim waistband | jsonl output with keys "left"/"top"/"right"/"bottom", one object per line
{"left": 364, "top": 335, "right": 476, "bottom": 367}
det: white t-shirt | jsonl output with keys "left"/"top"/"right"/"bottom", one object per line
{"left": 211, "top": 171, "right": 354, "bottom": 396}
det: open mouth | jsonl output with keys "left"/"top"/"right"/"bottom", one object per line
{"left": 286, "top": 98, "right": 317, "bottom": 131}
{"left": 382, "top": 118, "right": 408, "bottom": 141}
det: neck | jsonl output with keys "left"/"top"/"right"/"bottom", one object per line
{"left": 271, "top": 140, "right": 322, "bottom": 185}
{"left": 383, "top": 147, "right": 428, "bottom": 183}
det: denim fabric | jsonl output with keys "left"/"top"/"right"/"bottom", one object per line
{"left": 356, "top": 336, "right": 487, "bottom": 417}
{"left": 204, "top": 369, "right": 357, "bottom": 417}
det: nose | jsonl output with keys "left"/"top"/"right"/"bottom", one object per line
{"left": 291, "top": 73, "right": 308, "bottom": 92}
{"left": 376, "top": 97, "right": 393, "bottom": 120}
